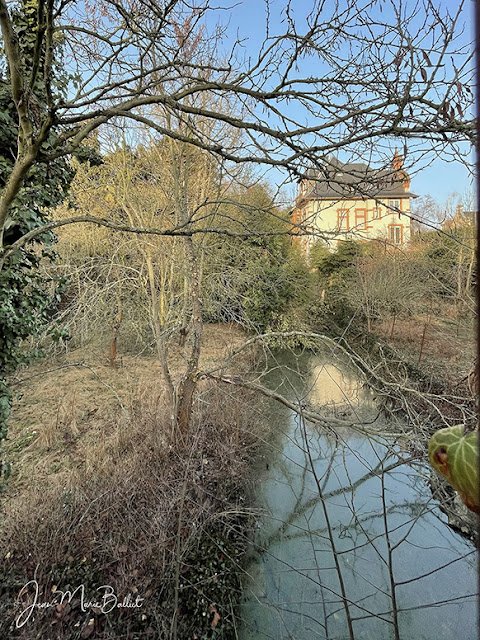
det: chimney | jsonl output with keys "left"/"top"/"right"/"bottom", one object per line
{"left": 392, "top": 148, "right": 403, "bottom": 170}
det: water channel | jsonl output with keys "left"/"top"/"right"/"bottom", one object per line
{"left": 239, "top": 349, "right": 477, "bottom": 640}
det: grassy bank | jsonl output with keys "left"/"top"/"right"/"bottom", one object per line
{"left": 365, "top": 310, "right": 476, "bottom": 430}
{"left": 0, "top": 325, "right": 263, "bottom": 639}
{"left": 375, "top": 311, "right": 475, "bottom": 389}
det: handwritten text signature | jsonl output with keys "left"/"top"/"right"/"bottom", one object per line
{"left": 16, "top": 580, "right": 144, "bottom": 628}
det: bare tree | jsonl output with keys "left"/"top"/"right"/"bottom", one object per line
{"left": 0, "top": 0, "right": 473, "bottom": 461}
{"left": 0, "top": 0, "right": 474, "bottom": 255}
{"left": 0, "top": 4, "right": 476, "bottom": 638}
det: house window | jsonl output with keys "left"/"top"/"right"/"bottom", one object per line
{"left": 355, "top": 209, "right": 366, "bottom": 230}
{"left": 338, "top": 209, "right": 349, "bottom": 231}
{"left": 373, "top": 207, "right": 380, "bottom": 219}
{"left": 389, "top": 225, "right": 403, "bottom": 245}
{"left": 388, "top": 199, "right": 400, "bottom": 214}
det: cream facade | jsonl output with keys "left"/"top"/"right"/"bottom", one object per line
{"left": 292, "top": 153, "right": 416, "bottom": 253}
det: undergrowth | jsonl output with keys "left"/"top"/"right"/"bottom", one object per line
{"left": 0, "top": 383, "right": 262, "bottom": 639}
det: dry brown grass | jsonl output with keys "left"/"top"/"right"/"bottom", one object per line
{"left": 375, "top": 311, "right": 475, "bottom": 383}
{"left": 6, "top": 323, "right": 249, "bottom": 485}
{"left": 0, "top": 324, "right": 262, "bottom": 639}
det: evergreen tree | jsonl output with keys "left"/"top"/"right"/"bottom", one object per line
{"left": 0, "top": 0, "right": 75, "bottom": 485}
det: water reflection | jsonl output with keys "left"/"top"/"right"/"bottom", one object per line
{"left": 239, "top": 351, "right": 477, "bottom": 640}
{"left": 309, "top": 363, "right": 365, "bottom": 407}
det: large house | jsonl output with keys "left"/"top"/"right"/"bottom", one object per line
{"left": 292, "top": 151, "right": 417, "bottom": 253}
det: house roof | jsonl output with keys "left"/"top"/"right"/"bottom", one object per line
{"left": 300, "top": 154, "right": 417, "bottom": 201}
{"left": 442, "top": 207, "right": 477, "bottom": 230}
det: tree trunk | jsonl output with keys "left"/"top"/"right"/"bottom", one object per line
{"left": 418, "top": 322, "right": 428, "bottom": 364}
{"left": 465, "top": 242, "right": 475, "bottom": 299}
{"left": 109, "top": 299, "right": 122, "bottom": 367}
{"left": 455, "top": 246, "right": 465, "bottom": 315}
{"left": 366, "top": 314, "right": 372, "bottom": 333}
{"left": 145, "top": 251, "right": 176, "bottom": 410}
{"left": 175, "top": 235, "right": 203, "bottom": 432}
{"left": 0, "top": 151, "right": 36, "bottom": 246}
{"left": 390, "top": 312, "right": 397, "bottom": 339}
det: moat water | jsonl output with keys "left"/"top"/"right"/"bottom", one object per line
{"left": 239, "top": 350, "right": 477, "bottom": 640}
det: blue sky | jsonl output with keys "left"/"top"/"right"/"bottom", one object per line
{"left": 410, "top": 156, "right": 473, "bottom": 205}
{"left": 205, "top": 0, "right": 475, "bottom": 210}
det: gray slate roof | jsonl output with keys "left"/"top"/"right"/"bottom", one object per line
{"left": 301, "top": 156, "right": 417, "bottom": 201}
